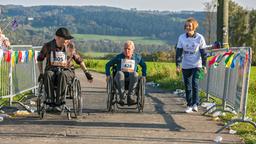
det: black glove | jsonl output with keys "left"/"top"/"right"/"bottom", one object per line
{"left": 84, "top": 71, "right": 93, "bottom": 80}
{"left": 38, "top": 73, "right": 44, "bottom": 82}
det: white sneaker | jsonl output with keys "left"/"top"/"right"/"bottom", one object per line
{"left": 192, "top": 104, "right": 198, "bottom": 112}
{"left": 185, "top": 107, "right": 193, "bottom": 113}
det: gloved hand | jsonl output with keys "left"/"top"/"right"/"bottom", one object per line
{"left": 84, "top": 71, "right": 93, "bottom": 80}
{"left": 38, "top": 73, "right": 44, "bottom": 82}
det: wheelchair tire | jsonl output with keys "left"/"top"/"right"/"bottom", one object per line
{"left": 77, "top": 80, "right": 83, "bottom": 116}
{"left": 67, "top": 112, "right": 71, "bottom": 120}
{"left": 37, "top": 97, "right": 41, "bottom": 115}
{"left": 39, "top": 107, "right": 45, "bottom": 119}
{"left": 138, "top": 78, "right": 145, "bottom": 112}
{"left": 107, "top": 77, "right": 114, "bottom": 112}
{"left": 37, "top": 79, "right": 44, "bottom": 115}
{"left": 72, "top": 79, "right": 79, "bottom": 118}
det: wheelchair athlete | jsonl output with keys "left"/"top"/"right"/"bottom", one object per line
{"left": 105, "top": 40, "right": 146, "bottom": 106}
{"left": 37, "top": 27, "right": 93, "bottom": 108}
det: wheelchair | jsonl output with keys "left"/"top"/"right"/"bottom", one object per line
{"left": 106, "top": 66, "right": 146, "bottom": 112}
{"left": 37, "top": 75, "right": 83, "bottom": 120}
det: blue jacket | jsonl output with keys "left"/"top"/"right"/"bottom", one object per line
{"left": 105, "top": 53, "right": 147, "bottom": 77}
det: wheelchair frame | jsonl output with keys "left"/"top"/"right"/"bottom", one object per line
{"left": 106, "top": 68, "right": 146, "bottom": 113}
{"left": 37, "top": 76, "right": 83, "bottom": 120}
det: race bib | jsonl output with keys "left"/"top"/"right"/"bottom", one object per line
{"left": 50, "top": 51, "right": 67, "bottom": 67}
{"left": 121, "top": 59, "right": 135, "bottom": 72}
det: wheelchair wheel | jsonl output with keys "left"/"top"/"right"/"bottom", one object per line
{"left": 67, "top": 112, "right": 71, "bottom": 120}
{"left": 39, "top": 107, "right": 45, "bottom": 119}
{"left": 76, "top": 80, "right": 83, "bottom": 116}
{"left": 107, "top": 77, "right": 114, "bottom": 112}
{"left": 37, "top": 79, "right": 46, "bottom": 117}
{"left": 138, "top": 78, "right": 146, "bottom": 112}
{"left": 72, "top": 80, "right": 78, "bottom": 118}
{"left": 72, "top": 79, "right": 83, "bottom": 117}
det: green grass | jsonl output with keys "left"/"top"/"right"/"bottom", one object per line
{"left": 86, "top": 59, "right": 256, "bottom": 143}
{"left": 84, "top": 59, "right": 106, "bottom": 73}
{"left": 229, "top": 66, "right": 256, "bottom": 144}
{"left": 74, "top": 34, "right": 167, "bottom": 45}
{"left": 83, "top": 52, "right": 117, "bottom": 58}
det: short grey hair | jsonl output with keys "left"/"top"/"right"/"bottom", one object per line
{"left": 124, "top": 40, "right": 135, "bottom": 49}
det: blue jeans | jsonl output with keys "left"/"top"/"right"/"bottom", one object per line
{"left": 182, "top": 68, "right": 200, "bottom": 107}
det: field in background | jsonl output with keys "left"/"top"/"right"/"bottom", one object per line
{"left": 74, "top": 34, "right": 168, "bottom": 45}
{"left": 82, "top": 52, "right": 116, "bottom": 58}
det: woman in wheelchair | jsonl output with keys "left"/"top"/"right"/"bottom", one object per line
{"left": 105, "top": 40, "right": 146, "bottom": 106}
{"left": 37, "top": 27, "right": 93, "bottom": 111}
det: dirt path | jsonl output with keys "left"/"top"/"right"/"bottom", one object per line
{"left": 0, "top": 69, "right": 242, "bottom": 144}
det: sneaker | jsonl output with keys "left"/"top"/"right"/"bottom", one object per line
{"left": 185, "top": 107, "right": 193, "bottom": 113}
{"left": 118, "top": 100, "right": 125, "bottom": 106}
{"left": 192, "top": 104, "right": 198, "bottom": 112}
{"left": 55, "top": 106, "right": 62, "bottom": 112}
{"left": 127, "top": 96, "right": 136, "bottom": 105}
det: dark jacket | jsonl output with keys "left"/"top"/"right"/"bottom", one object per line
{"left": 37, "top": 39, "right": 83, "bottom": 71}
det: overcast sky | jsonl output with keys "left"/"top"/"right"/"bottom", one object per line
{"left": 0, "top": 0, "right": 255, "bottom": 11}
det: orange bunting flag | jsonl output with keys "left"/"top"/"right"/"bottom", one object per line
{"left": 21, "top": 51, "right": 26, "bottom": 63}
{"left": 18, "top": 50, "right": 22, "bottom": 63}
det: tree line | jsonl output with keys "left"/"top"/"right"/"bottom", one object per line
{"left": 228, "top": 1, "right": 256, "bottom": 65}
{"left": 0, "top": 5, "right": 206, "bottom": 45}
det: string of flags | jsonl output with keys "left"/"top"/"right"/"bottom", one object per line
{"left": 207, "top": 50, "right": 249, "bottom": 69}
{"left": 0, "top": 49, "right": 40, "bottom": 65}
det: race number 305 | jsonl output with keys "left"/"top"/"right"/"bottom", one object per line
{"left": 50, "top": 52, "right": 67, "bottom": 67}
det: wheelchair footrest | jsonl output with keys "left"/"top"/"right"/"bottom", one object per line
{"left": 66, "top": 96, "right": 72, "bottom": 99}
{"left": 44, "top": 101, "right": 66, "bottom": 107}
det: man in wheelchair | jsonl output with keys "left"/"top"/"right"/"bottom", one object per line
{"left": 37, "top": 27, "right": 93, "bottom": 109}
{"left": 105, "top": 40, "right": 146, "bottom": 106}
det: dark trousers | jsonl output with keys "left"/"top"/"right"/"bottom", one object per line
{"left": 44, "top": 68, "right": 75, "bottom": 105}
{"left": 182, "top": 68, "right": 200, "bottom": 107}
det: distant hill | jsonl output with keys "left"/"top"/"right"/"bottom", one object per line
{"left": 0, "top": 5, "right": 208, "bottom": 53}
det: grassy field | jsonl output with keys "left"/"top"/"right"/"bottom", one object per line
{"left": 82, "top": 52, "right": 117, "bottom": 58}
{"left": 73, "top": 34, "right": 168, "bottom": 45}
{"left": 86, "top": 59, "right": 256, "bottom": 143}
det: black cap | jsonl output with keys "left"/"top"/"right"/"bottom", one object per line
{"left": 55, "top": 27, "right": 73, "bottom": 40}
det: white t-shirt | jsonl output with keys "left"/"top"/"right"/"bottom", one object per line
{"left": 176, "top": 33, "right": 206, "bottom": 69}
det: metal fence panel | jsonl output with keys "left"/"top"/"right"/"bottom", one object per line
{"left": 199, "top": 47, "right": 251, "bottom": 113}
{"left": 0, "top": 58, "right": 11, "bottom": 97}
{"left": 0, "top": 45, "right": 41, "bottom": 101}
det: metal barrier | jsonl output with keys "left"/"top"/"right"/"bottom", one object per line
{"left": 0, "top": 45, "right": 41, "bottom": 110}
{"left": 199, "top": 47, "right": 256, "bottom": 133}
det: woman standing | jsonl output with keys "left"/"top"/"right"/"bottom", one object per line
{"left": 0, "top": 28, "right": 11, "bottom": 50}
{"left": 176, "top": 17, "right": 207, "bottom": 113}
